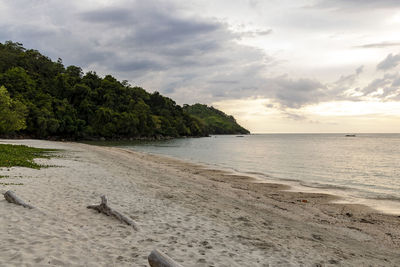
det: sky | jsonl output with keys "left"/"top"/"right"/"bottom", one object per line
{"left": 1, "top": 0, "right": 400, "bottom": 133}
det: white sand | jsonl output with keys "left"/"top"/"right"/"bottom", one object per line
{"left": 0, "top": 139, "right": 399, "bottom": 266}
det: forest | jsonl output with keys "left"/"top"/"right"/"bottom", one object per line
{"left": 0, "top": 41, "right": 249, "bottom": 139}
{"left": 183, "top": 104, "right": 249, "bottom": 135}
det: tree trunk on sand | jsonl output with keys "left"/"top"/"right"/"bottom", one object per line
{"left": 4, "top": 190, "right": 35, "bottom": 209}
{"left": 87, "top": 195, "right": 139, "bottom": 230}
{"left": 148, "top": 249, "right": 184, "bottom": 267}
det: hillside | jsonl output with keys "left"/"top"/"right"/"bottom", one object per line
{"left": 183, "top": 104, "right": 250, "bottom": 134}
{"left": 0, "top": 41, "right": 249, "bottom": 139}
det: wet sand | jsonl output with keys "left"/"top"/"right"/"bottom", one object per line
{"left": 0, "top": 139, "right": 399, "bottom": 266}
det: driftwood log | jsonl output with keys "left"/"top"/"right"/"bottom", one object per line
{"left": 148, "top": 249, "right": 183, "bottom": 267}
{"left": 3, "top": 190, "right": 35, "bottom": 209}
{"left": 87, "top": 195, "right": 139, "bottom": 230}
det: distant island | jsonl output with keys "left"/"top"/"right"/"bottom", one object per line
{"left": 0, "top": 41, "right": 249, "bottom": 140}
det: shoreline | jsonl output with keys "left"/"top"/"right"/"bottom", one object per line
{"left": 114, "top": 145, "right": 400, "bottom": 216}
{"left": 1, "top": 139, "right": 400, "bottom": 266}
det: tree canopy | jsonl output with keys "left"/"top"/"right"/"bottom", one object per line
{"left": 0, "top": 85, "right": 27, "bottom": 134}
{"left": 183, "top": 104, "right": 250, "bottom": 135}
{"left": 0, "top": 41, "right": 249, "bottom": 139}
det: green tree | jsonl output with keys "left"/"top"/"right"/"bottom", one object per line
{"left": 183, "top": 104, "right": 250, "bottom": 134}
{"left": 0, "top": 41, "right": 249, "bottom": 139}
{"left": 0, "top": 86, "right": 27, "bottom": 134}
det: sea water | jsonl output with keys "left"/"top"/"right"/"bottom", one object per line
{"left": 117, "top": 134, "right": 400, "bottom": 214}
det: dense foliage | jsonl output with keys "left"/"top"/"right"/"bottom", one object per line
{"left": 0, "top": 41, "right": 249, "bottom": 139}
{"left": 0, "top": 144, "right": 56, "bottom": 169}
{"left": 183, "top": 104, "right": 250, "bottom": 134}
{"left": 0, "top": 85, "right": 27, "bottom": 133}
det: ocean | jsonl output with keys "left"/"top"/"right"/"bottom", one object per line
{"left": 114, "top": 134, "right": 400, "bottom": 215}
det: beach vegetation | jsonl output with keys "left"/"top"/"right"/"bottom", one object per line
{"left": 0, "top": 144, "right": 57, "bottom": 169}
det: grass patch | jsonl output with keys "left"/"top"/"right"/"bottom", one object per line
{"left": 0, "top": 144, "right": 58, "bottom": 169}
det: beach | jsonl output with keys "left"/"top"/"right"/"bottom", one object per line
{"left": 0, "top": 139, "right": 399, "bottom": 266}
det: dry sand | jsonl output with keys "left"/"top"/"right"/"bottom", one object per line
{"left": 0, "top": 139, "right": 399, "bottom": 267}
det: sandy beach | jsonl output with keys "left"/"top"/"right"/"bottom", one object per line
{"left": 0, "top": 139, "right": 399, "bottom": 266}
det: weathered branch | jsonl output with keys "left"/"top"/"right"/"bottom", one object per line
{"left": 4, "top": 190, "right": 35, "bottom": 209}
{"left": 148, "top": 249, "right": 183, "bottom": 267}
{"left": 87, "top": 195, "right": 139, "bottom": 230}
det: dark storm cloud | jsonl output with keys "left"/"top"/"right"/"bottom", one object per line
{"left": 80, "top": 6, "right": 222, "bottom": 46}
{"left": 74, "top": 2, "right": 237, "bottom": 78}
{"left": 377, "top": 53, "right": 400, "bottom": 71}
{"left": 79, "top": 8, "right": 133, "bottom": 24}
{"left": 112, "top": 59, "right": 166, "bottom": 72}
{"left": 132, "top": 17, "right": 219, "bottom": 46}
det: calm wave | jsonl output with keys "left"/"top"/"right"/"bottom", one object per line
{"left": 116, "top": 134, "right": 400, "bottom": 214}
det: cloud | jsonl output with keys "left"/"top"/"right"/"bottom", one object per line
{"left": 265, "top": 103, "right": 275, "bottom": 108}
{"left": 377, "top": 53, "right": 400, "bottom": 71}
{"left": 327, "top": 66, "right": 363, "bottom": 100}
{"left": 314, "top": 0, "right": 400, "bottom": 10}
{"left": 282, "top": 111, "right": 307, "bottom": 121}
{"left": 237, "top": 29, "right": 273, "bottom": 38}
{"left": 263, "top": 76, "right": 327, "bottom": 108}
{"left": 0, "top": 0, "right": 272, "bottom": 99}
{"left": 0, "top": 0, "right": 399, "bottom": 114}
{"left": 208, "top": 80, "right": 240, "bottom": 85}
{"left": 357, "top": 72, "right": 400, "bottom": 100}
{"left": 79, "top": 8, "right": 133, "bottom": 25}
{"left": 248, "top": 0, "right": 260, "bottom": 8}
{"left": 355, "top": 42, "right": 400, "bottom": 49}
{"left": 335, "top": 66, "right": 363, "bottom": 85}
{"left": 326, "top": 64, "right": 399, "bottom": 103}
{"left": 80, "top": 6, "right": 222, "bottom": 47}
{"left": 112, "top": 59, "right": 166, "bottom": 72}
